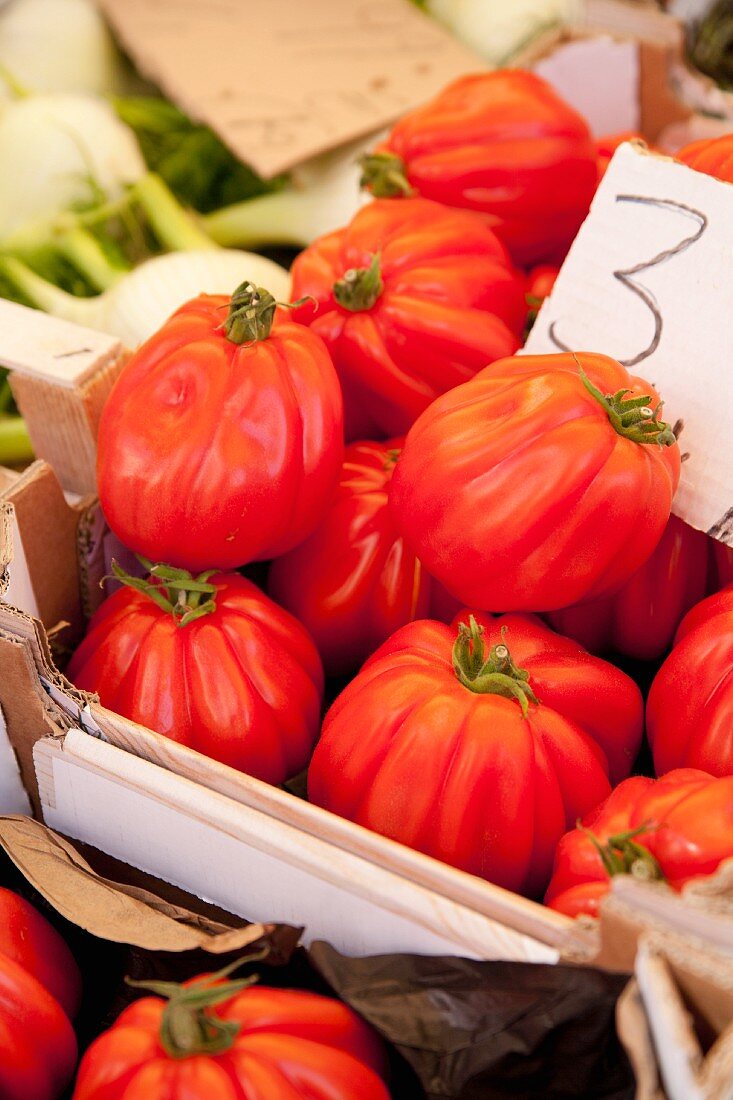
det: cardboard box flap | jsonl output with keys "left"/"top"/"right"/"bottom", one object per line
{"left": 0, "top": 461, "right": 87, "bottom": 640}
{"left": 636, "top": 933, "right": 733, "bottom": 1100}
{"left": 0, "top": 813, "right": 300, "bottom": 955}
{"left": 96, "top": 0, "right": 485, "bottom": 179}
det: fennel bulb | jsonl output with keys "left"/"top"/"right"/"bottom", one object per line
{"left": 426, "top": 0, "right": 582, "bottom": 65}
{"left": 1, "top": 249, "right": 291, "bottom": 347}
{"left": 0, "top": 92, "right": 146, "bottom": 237}
{"left": 0, "top": 0, "right": 133, "bottom": 98}
{"left": 203, "top": 130, "right": 384, "bottom": 249}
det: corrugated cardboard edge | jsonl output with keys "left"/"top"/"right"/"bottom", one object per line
{"left": 0, "top": 461, "right": 90, "bottom": 643}
{"left": 0, "top": 813, "right": 301, "bottom": 955}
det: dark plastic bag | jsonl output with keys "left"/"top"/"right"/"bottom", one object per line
{"left": 310, "top": 944, "right": 635, "bottom": 1100}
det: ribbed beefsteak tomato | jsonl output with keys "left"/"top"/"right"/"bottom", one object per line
{"left": 677, "top": 133, "right": 733, "bottom": 180}
{"left": 390, "top": 351, "right": 681, "bottom": 612}
{"left": 97, "top": 282, "right": 344, "bottom": 573}
{"left": 309, "top": 612, "right": 643, "bottom": 895}
{"left": 360, "top": 70, "right": 598, "bottom": 265}
{"left": 647, "top": 585, "right": 733, "bottom": 777}
{"left": 268, "top": 437, "right": 458, "bottom": 675}
{"left": 67, "top": 565, "right": 323, "bottom": 784}
{"left": 546, "top": 515, "right": 709, "bottom": 660}
{"left": 0, "top": 888, "right": 80, "bottom": 1100}
{"left": 73, "top": 967, "right": 388, "bottom": 1100}
{"left": 289, "top": 197, "right": 526, "bottom": 439}
{"left": 546, "top": 769, "right": 733, "bottom": 918}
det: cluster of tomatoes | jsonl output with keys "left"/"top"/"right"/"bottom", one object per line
{"left": 67, "top": 70, "right": 733, "bottom": 929}
{"left": 0, "top": 882, "right": 391, "bottom": 1099}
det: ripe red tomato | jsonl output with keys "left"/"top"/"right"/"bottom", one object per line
{"left": 309, "top": 612, "right": 643, "bottom": 895}
{"left": 268, "top": 438, "right": 458, "bottom": 675}
{"left": 73, "top": 973, "right": 388, "bottom": 1099}
{"left": 546, "top": 769, "right": 733, "bottom": 918}
{"left": 390, "top": 351, "right": 681, "bottom": 612}
{"left": 0, "top": 889, "right": 80, "bottom": 1100}
{"left": 677, "top": 133, "right": 733, "bottom": 180}
{"left": 289, "top": 197, "right": 526, "bottom": 439}
{"left": 97, "top": 283, "right": 344, "bottom": 573}
{"left": 68, "top": 567, "right": 323, "bottom": 784}
{"left": 360, "top": 70, "right": 598, "bottom": 265}
{"left": 647, "top": 585, "right": 733, "bottom": 776}
{"left": 546, "top": 515, "right": 710, "bottom": 661}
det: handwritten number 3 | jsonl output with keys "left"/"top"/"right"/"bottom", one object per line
{"left": 549, "top": 196, "right": 708, "bottom": 367}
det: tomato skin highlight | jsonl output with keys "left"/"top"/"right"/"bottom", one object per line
{"left": 72, "top": 985, "right": 389, "bottom": 1100}
{"left": 97, "top": 292, "right": 344, "bottom": 573}
{"left": 389, "top": 351, "right": 680, "bottom": 612}
{"left": 546, "top": 769, "right": 733, "bottom": 917}
{"left": 546, "top": 515, "right": 710, "bottom": 661}
{"left": 290, "top": 196, "right": 526, "bottom": 440}
{"left": 68, "top": 572, "right": 324, "bottom": 784}
{"left": 0, "top": 889, "right": 80, "bottom": 1100}
{"left": 365, "top": 70, "right": 598, "bottom": 266}
{"left": 268, "top": 437, "right": 458, "bottom": 676}
{"left": 309, "top": 612, "right": 642, "bottom": 896}
{"left": 648, "top": 585, "right": 733, "bottom": 777}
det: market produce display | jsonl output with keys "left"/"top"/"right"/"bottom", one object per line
{"left": 360, "top": 70, "right": 598, "bottom": 265}
{"left": 546, "top": 770, "right": 733, "bottom": 917}
{"left": 68, "top": 567, "right": 323, "bottom": 783}
{"left": 268, "top": 438, "right": 458, "bottom": 676}
{"left": 0, "top": 887, "right": 81, "bottom": 1100}
{"left": 309, "top": 613, "right": 642, "bottom": 894}
{"left": 290, "top": 196, "right": 526, "bottom": 439}
{"left": 73, "top": 964, "right": 389, "bottom": 1099}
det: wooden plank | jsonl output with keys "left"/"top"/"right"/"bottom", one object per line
{"left": 36, "top": 732, "right": 560, "bottom": 963}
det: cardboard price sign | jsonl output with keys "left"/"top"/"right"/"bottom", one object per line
{"left": 526, "top": 142, "right": 733, "bottom": 544}
{"left": 96, "top": 0, "right": 483, "bottom": 178}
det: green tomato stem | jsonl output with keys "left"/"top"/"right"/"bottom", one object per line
{"left": 579, "top": 368, "right": 677, "bottom": 447}
{"left": 333, "top": 252, "right": 383, "bottom": 312}
{"left": 359, "top": 152, "right": 413, "bottom": 197}
{"left": 452, "top": 616, "right": 539, "bottom": 717}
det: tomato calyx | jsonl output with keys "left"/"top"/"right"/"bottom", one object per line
{"left": 359, "top": 151, "right": 414, "bottom": 198}
{"left": 383, "top": 447, "right": 401, "bottom": 472}
{"left": 579, "top": 368, "right": 677, "bottom": 447}
{"left": 126, "top": 949, "right": 268, "bottom": 1059}
{"left": 452, "top": 616, "right": 539, "bottom": 717}
{"left": 333, "top": 252, "right": 383, "bottom": 312}
{"left": 580, "top": 820, "right": 666, "bottom": 884}
{"left": 111, "top": 558, "right": 219, "bottom": 627}
{"left": 223, "top": 281, "right": 314, "bottom": 344}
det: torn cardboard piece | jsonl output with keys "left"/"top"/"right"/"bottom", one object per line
{"left": 635, "top": 932, "right": 733, "bottom": 1100}
{"left": 526, "top": 141, "right": 733, "bottom": 545}
{"left": 96, "top": 0, "right": 485, "bottom": 178}
{"left": 0, "top": 814, "right": 301, "bottom": 956}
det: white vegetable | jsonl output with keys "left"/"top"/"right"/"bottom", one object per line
{"left": 1, "top": 249, "right": 292, "bottom": 347}
{"left": 0, "top": 0, "right": 134, "bottom": 99}
{"left": 0, "top": 92, "right": 146, "bottom": 237}
{"left": 0, "top": 0, "right": 133, "bottom": 99}
{"left": 426, "top": 0, "right": 582, "bottom": 66}
{"left": 203, "top": 130, "right": 384, "bottom": 249}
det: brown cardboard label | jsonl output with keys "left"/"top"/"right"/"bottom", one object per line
{"left": 96, "top": 0, "right": 484, "bottom": 177}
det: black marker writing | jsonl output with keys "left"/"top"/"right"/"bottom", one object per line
{"left": 549, "top": 196, "right": 707, "bottom": 367}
